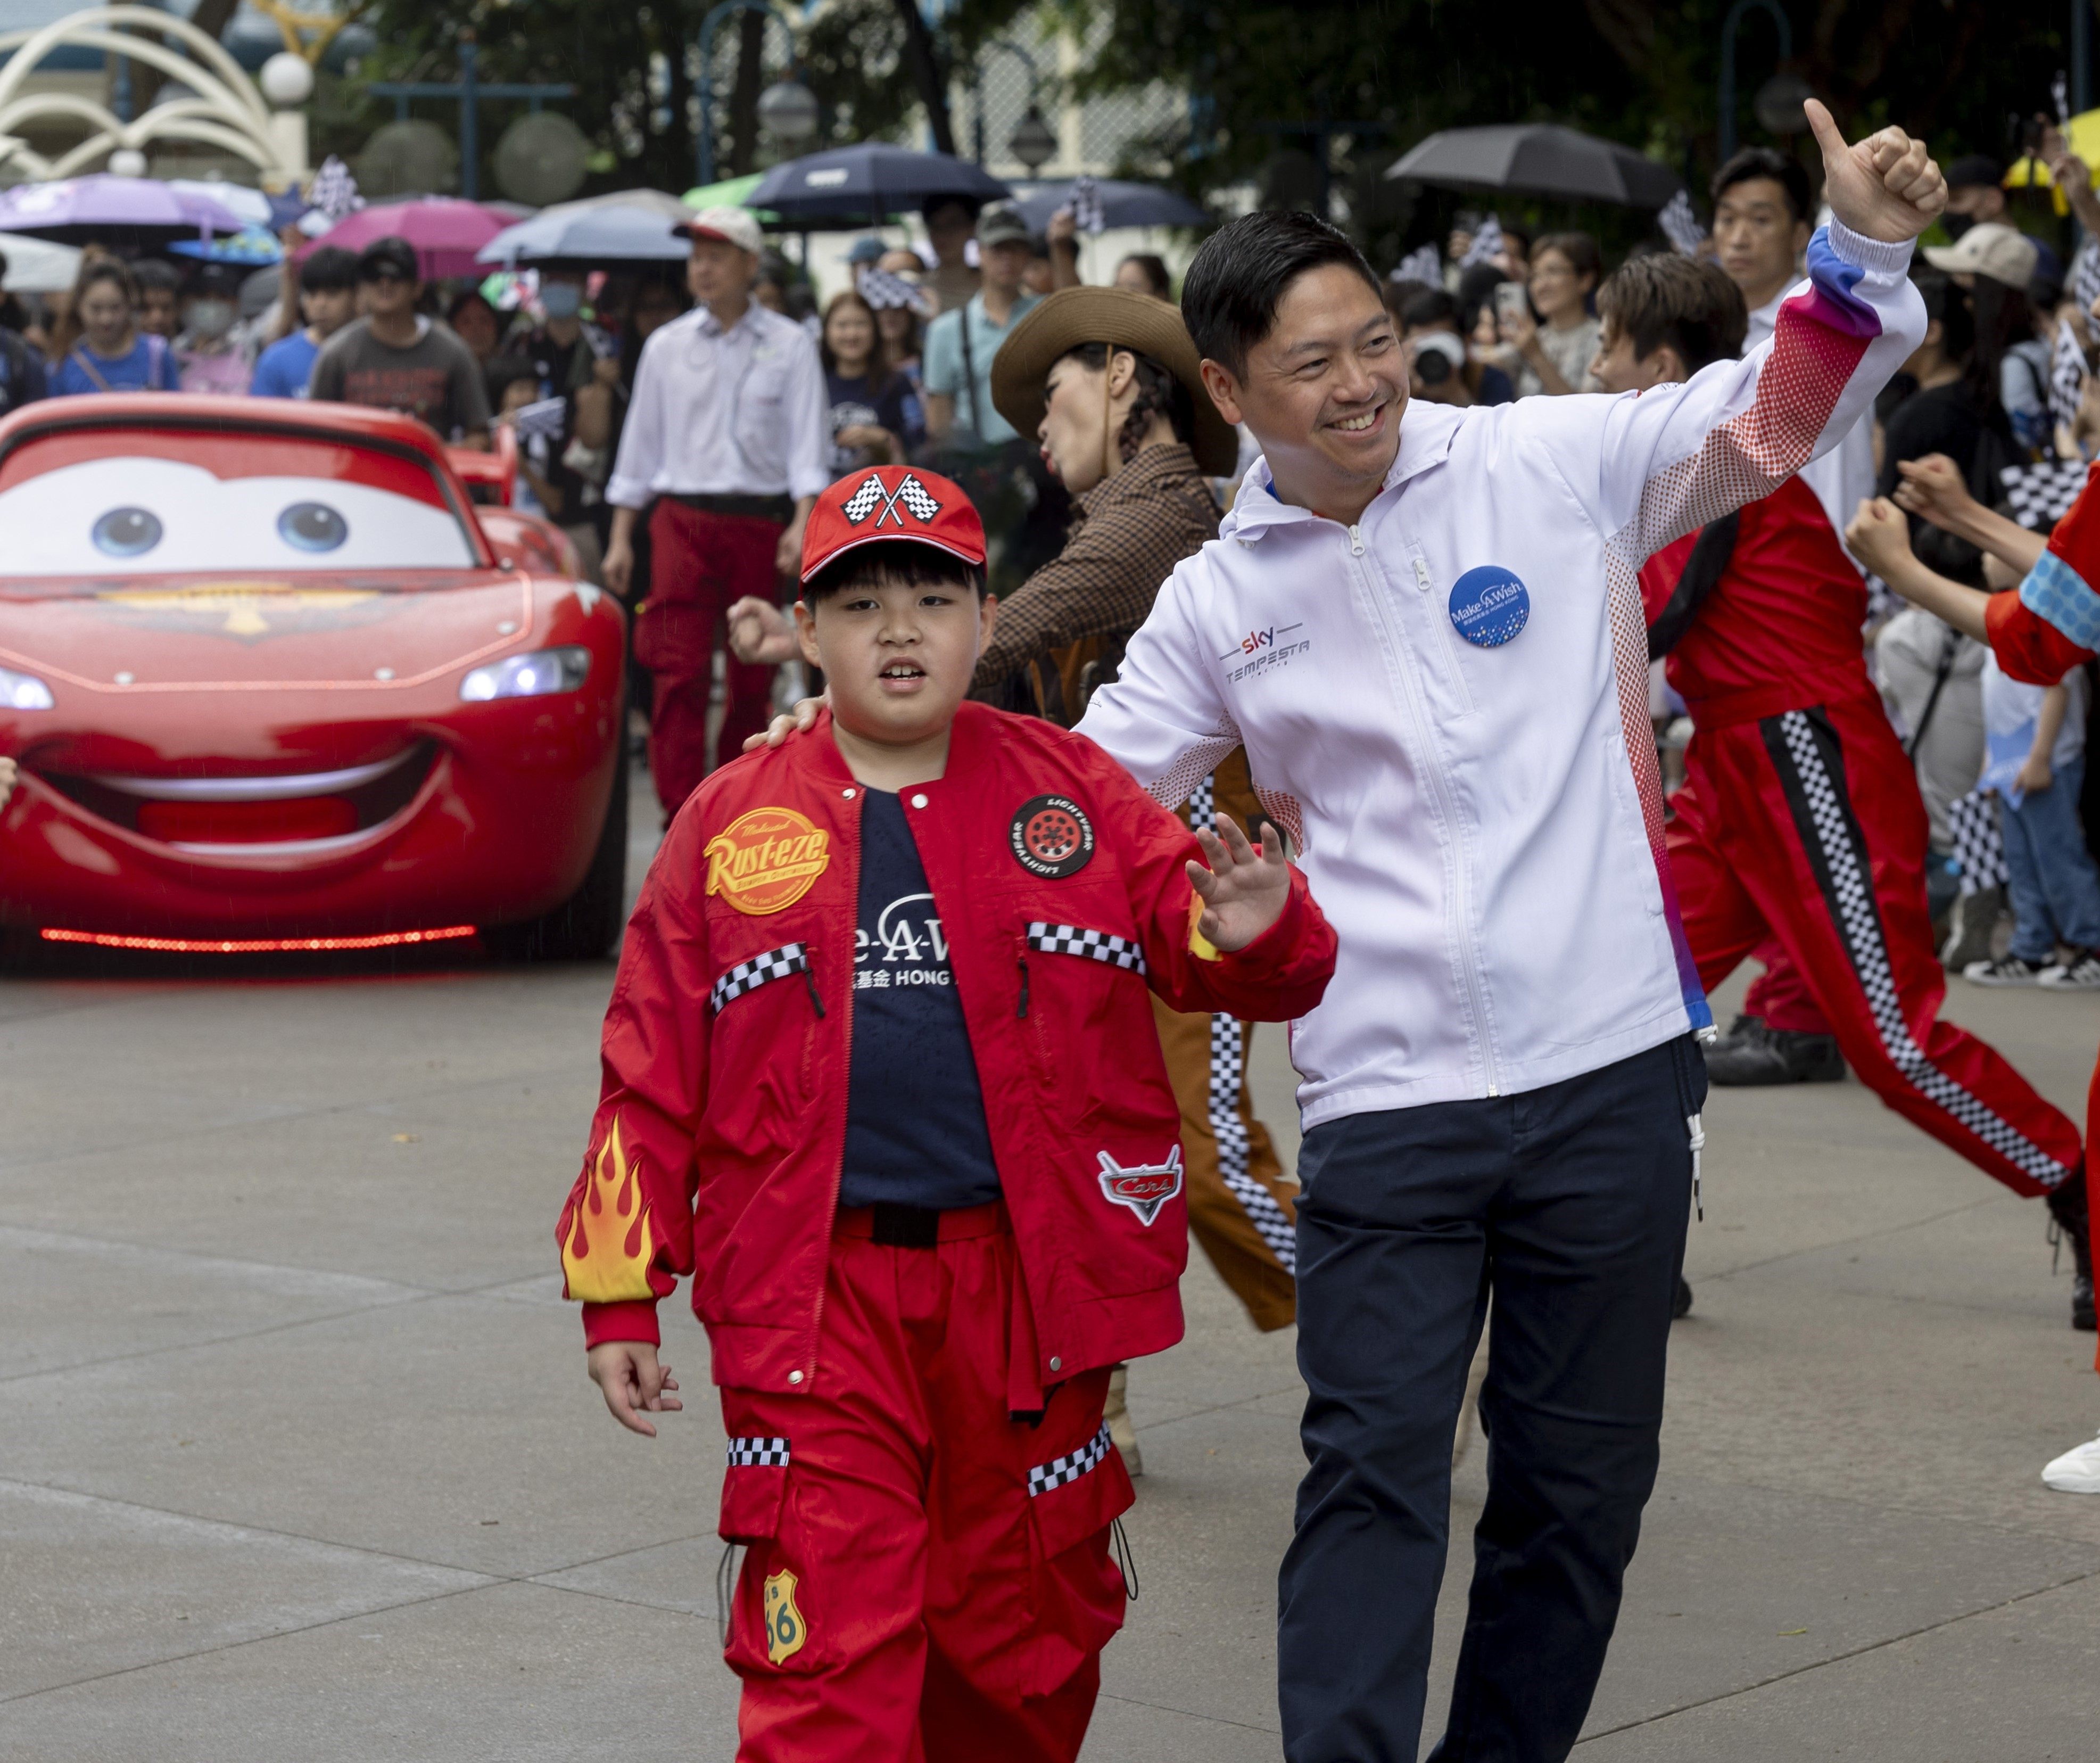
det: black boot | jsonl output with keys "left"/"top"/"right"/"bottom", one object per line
{"left": 1703, "top": 1023, "right": 1845, "bottom": 1086}
{"left": 1672, "top": 1275, "right": 1694, "bottom": 1320}
{"left": 2046, "top": 1165, "right": 2097, "bottom": 1332}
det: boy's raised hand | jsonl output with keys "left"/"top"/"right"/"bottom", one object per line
{"left": 1189, "top": 813, "right": 1292, "bottom": 952}
{"left": 1891, "top": 453, "right": 1976, "bottom": 530}
{"left": 1806, "top": 99, "right": 1945, "bottom": 243}
{"left": 588, "top": 1340, "right": 682, "bottom": 1437}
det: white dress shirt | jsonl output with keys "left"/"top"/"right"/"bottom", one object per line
{"left": 1749, "top": 285, "right": 1874, "bottom": 564}
{"left": 607, "top": 300, "right": 829, "bottom": 508}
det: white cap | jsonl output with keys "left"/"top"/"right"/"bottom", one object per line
{"left": 1922, "top": 222, "right": 2039, "bottom": 292}
{"left": 675, "top": 205, "right": 763, "bottom": 256}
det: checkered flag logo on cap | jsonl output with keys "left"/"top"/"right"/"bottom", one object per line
{"left": 1947, "top": 789, "right": 2011, "bottom": 896}
{"left": 1460, "top": 215, "right": 1503, "bottom": 268}
{"left": 1069, "top": 175, "right": 1106, "bottom": 235}
{"left": 1657, "top": 190, "right": 1705, "bottom": 256}
{"left": 841, "top": 471, "right": 941, "bottom": 528}
{"left": 1392, "top": 244, "right": 1441, "bottom": 287}
{"left": 2000, "top": 458, "right": 2090, "bottom": 531}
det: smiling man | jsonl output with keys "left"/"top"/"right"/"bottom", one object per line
{"left": 1073, "top": 104, "right": 1944, "bottom": 1762}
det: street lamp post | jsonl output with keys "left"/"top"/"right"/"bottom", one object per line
{"left": 369, "top": 34, "right": 573, "bottom": 202}
{"left": 695, "top": 0, "right": 799, "bottom": 189}
{"left": 1718, "top": 0, "right": 1793, "bottom": 164}
{"left": 971, "top": 35, "right": 1040, "bottom": 169}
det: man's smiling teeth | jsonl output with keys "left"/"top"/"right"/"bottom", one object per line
{"left": 1334, "top": 410, "right": 1379, "bottom": 431}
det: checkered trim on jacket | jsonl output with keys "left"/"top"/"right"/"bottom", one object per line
{"left": 1026, "top": 923, "right": 1147, "bottom": 976}
{"left": 710, "top": 943, "right": 809, "bottom": 1013}
{"left": 725, "top": 1436, "right": 791, "bottom": 1469}
{"left": 1027, "top": 1422, "right": 1113, "bottom": 1497}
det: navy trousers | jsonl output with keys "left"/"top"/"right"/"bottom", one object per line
{"left": 1278, "top": 1035, "right": 1705, "bottom": 1763}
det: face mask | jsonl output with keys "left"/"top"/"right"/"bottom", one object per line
{"left": 1939, "top": 211, "right": 1974, "bottom": 243}
{"left": 186, "top": 299, "right": 235, "bottom": 340}
{"left": 540, "top": 284, "right": 584, "bottom": 319}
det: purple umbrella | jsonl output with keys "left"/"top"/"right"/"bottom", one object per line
{"left": 0, "top": 175, "right": 249, "bottom": 244}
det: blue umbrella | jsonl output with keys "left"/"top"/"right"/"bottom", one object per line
{"left": 1010, "top": 179, "right": 1207, "bottom": 232}
{"left": 170, "top": 226, "right": 284, "bottom": 266}
{"left": 746, "top": 145, "right": 1010, "bottom": 228}
{"left": 478, "top": 192, "right": 695, "bottom": 267}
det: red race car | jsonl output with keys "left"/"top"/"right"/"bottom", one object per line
{"left": 0, "top": 395, "right": 628, "bottom": 959}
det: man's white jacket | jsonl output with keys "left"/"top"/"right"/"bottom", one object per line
{"left": 1077, "top": 221, "right": 1923, "bottom": 1129}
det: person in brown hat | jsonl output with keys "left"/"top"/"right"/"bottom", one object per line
{"left": 727, "top": 288, "right": 1308, "bottom": 1462}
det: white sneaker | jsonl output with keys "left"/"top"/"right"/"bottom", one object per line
{"left": 2039, "top": 951, "right": 2100, "bottom": 989}
{"left": 1964, "top": 954, "right": 2046, "bottom": 985}
{"left": 2041, "top": 1430, "right": 2100, "bottom": 1493}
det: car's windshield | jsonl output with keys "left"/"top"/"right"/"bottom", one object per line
{"left": 0, "top": 427, "right": 480, "bottom": 580}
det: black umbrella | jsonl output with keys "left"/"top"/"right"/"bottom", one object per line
{"left": 1385, "top": 124, "right": 1683, "bottom": 209}
{"left": 1008, "top": 179, "right": 1207, "bottom": 232}
{"left": 746, "top": 145, "right": 1011, "bottom": 228}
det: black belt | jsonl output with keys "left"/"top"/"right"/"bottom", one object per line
{"left": 667, "top": 491, "right": 793, "bottom": 523}
{"left": 870, "top": 1202, "right": 942, "bottom": 1248}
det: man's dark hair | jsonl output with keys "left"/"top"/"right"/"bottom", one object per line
{"left": 921, "top": 194, "right": 980, "bottom": 226}
{"left": 1946, "top": 154, "right": 2003, "bottom": 191}
{"left": 357, "top": 235, "right": 419, "bottom": 284}
{"left": 133, "top": 259, "right": 179, "bottom": 294}
{"left": 1711, "top": 146, "right": 1815, "bottom": 226}
{"left": 803, "top": 539, "right": 985, "bottom": 606}
{"left": 1597, "top": 254, "right": 1747, "bottom": 375}
{"left": 1180, "top": 210, "right": 1380, "bottom": 377}
{"left": 300, "top": 245, "right": 359, "bottom": 293}
{"left": 1398, "top": 287, "right": 1461, "bottom": 333}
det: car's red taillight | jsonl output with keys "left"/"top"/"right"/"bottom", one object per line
{"left": 136, "top": 796, "right": 358, "bottom": 845}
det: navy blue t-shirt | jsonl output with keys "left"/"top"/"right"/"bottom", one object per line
{"left": 839, "top": 788, "right": 1002, "bottom": 1209}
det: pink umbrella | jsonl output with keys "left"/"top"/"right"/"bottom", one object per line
{"left": 300, "top": 197, "right": 515, "bottom": 281}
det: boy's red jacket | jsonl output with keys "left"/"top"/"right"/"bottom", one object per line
{"left": 556, "top": 701, "right": 1336, "bottom": 1394}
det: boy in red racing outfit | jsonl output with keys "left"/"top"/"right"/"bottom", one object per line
{"left": 1851, "top": 463, "right": 2100, "bottom": 1484}
{"left": 556, "top": 463, "right": 1336, "bottom": 1760}
{"left": 1592, "top": 254, "right": 2086, "bottom": 1322}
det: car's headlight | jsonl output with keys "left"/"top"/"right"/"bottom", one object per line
{"left": 459, "top": 646, "right": 590, "bottom": 703}
{"left": 0, "top": 666, "right": 54, "bottom": 711}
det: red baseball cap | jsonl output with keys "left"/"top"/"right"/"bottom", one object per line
{"left": 799, "top": 466, "right": 986, "bottom": 588}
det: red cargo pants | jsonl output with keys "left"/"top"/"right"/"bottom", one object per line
{"left": 716, "top": 1201, "right": 1133, "bottom": 1763}
{"left": 1669, "top": 691, "right": 2081, "bottom": 1196}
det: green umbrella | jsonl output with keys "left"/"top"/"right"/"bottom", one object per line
{"left": 681, "top": 172, "right": 779, "bottom": 223}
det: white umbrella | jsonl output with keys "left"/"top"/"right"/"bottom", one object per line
{"left": 166, "top": 177, "right": 275, "bottom": 229}
{"left": 0, "top": 230, "right": 82, "bottom": 292}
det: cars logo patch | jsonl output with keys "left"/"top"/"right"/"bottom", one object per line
{"left": 1095, "top": 1146, "right": 1184, "bottom": 1226}
{"left": 1010, "top": 794, "right": 1094, "bottom": 879}
{"left": 705, "top": 806, "right": 831, "bottom": 915}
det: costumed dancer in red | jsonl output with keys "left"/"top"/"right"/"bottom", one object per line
{"left": 1589, "top": 253, "right": 2087, "bottom": 1323}
{"left": 557, "top": 465, "right": 1336, "bottom": 1759}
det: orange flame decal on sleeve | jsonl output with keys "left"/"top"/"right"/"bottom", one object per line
{"left": 560, "top": 1116, "right": 659, "bottom": 1305}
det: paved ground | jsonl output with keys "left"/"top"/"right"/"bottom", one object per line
{"left": 5, "top": 762, "right": 2100, "bottom": 1760}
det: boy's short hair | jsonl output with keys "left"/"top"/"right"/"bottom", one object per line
{"left": 300, "top": 245, "right": 360, "bottom": 293}
{"left": 801, "top": 539, "right": 986, "bottom": 607}
{"left": 1398, "top": 286, "right": 1461, "bottom": 334}
{"left": 1180, "top": 210, "right": 1381, "bottom": 379}
{"left": 1710, "top": 146, "right": 1815, "bottom": 226}
{"left": 133, "top": 259, "right": 179, "bottom": 294}
{"left": 1597, "top": 254, "right": 1747, "bottom": 376}
{"left": 358, "top": 235, "right": 420, "bottom": 284}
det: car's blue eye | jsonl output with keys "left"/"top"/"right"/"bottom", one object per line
{"left": 278, "top": 501, "right": 347, "bottom": 552}
{"left": 92, "top": 507, "right": 162, "bottom": 557}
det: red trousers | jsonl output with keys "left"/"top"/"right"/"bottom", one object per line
{"left": 717, "top": 1202, "right": 1132, "bottom": 1763}
{"left": 1670, "top": 693, "right": 2081, "bottom": 1196}
{"left": 633, "top": 500, "right": 782, "bottom": 817}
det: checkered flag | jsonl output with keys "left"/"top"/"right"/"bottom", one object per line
{"left": 1068, "top": 175, "right": 1106, "bottom": 235}
{"left": 1657, "top": 189, "right": 1705, "bottom": 256}
{"left": 895, "top": 474, "right": 941, "bottom": 521}
{"left": 2049, "top": 318, "right": 2088, "bottom": 433}
{"left": 1947, "top": 789, "right": 2011, "bottom": 896}
{"left": 860, "top": 266, "right": 932, "bottom": 316}
{"left": 1460, "top": 216, "right": 1503, "bottom": 268}
{"left": 2073, "top": 236, "right": 2100, "bottom": 317}
{"left": 1391, "top": 244, "right": 1441, "bottom": 287}
{"left": 512, "top": 396, "right": 566, "bottom": 441}
{"left": 2000, "top": 457, "right": 2091, "bottom": 529}
{"left": 307, "top": 154, "right": 361, "bottom": 220}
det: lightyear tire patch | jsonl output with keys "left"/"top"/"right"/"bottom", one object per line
{"left": 1010, "top": 794, "right": 1095, "bottom": 879}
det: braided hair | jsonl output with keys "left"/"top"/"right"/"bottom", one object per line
{"left": 1056, "top": 342, "right": 1196, "bottom": 464}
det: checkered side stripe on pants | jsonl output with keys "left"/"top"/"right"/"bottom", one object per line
{"left": 1026, "top": 924, "right": 1147, "bottom": 975}
{"left": 725, "top": 1437, "right": 790, "bottom": 1468}
{"left": 1027, "top": 1422, "right": 1113, "bottom": 1497}
{"left": 710, "top": 943, "right": 809, "bottom": 1013}
{"left": 1771, "top": 710, "right": 2067, "bottom": 1187}
{"left": 1208, "top": 1012, "right": 1297, "bottom": 1275}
